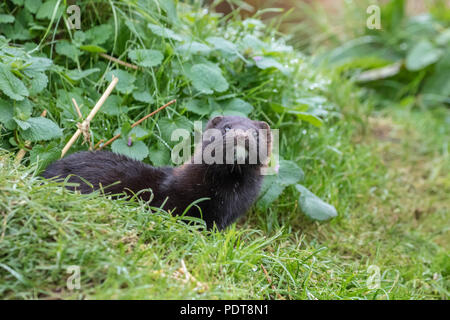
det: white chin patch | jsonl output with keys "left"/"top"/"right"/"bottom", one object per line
{"left": 234, "top": 145, "right": 248, "bottom": 163}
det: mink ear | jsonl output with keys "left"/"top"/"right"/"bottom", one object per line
{"left": 256, "top": 121, "right": 270, "bottom": 131}
{"left": 207, "top": 116, "right": 224, "bottom": 128}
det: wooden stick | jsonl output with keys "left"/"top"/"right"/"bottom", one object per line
{"left": 15, "top": 110, "right": 47, "bottom": 164}
{"left": 61, "top": 75, "right": 119, "bottom": 158}
{"left": 99, "top": 53, "right": 138, "bottom": 70}
{"left": 98, "top": 99, "right": 176, "bottom": 150}
{"left": 72, "top": 98, "right": 83, "bottom": 119}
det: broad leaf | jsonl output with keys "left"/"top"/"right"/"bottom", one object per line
{"left": 187, "top": 63, "right": 229, "bottom": 94}
{"left": 111, "top": 139, "right": 149, "bottom": 161}
{"left": 406, "top": 40, "right": 442, "bottom": 71}
{"left": 128, "top": 49, "right": 164, "bottom": 67}
{"left": 0, "top": 64, "right": 29, "bottom": 101}
{"left": 296, "top": 185, "right": 337, "bottom": 221}
{"left": 20, "top": 117, "right": 62, "bottom": 142}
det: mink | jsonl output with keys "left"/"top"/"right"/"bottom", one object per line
{"left": 42, "top": 116, "right": 272, "bottom": 230}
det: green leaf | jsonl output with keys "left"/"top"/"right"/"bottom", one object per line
{"left": 24, "top": 0, "right": 42, "bottom": 14}
{"left": 0, "top": 14, "right": 15, "bottom": 24}
{"left": 296, "top": 185, "right": 337, "bottom": 221}
{"left": 255, "top": 57, "right": 288, "bottom": 74}
{"left": 55, "top": 41, "right": 82, "bottom": 62}
{"left": 14, "top": 99, "right": 33, "bottom": 120}
{"left": 0, "top": 64, "right": 29, "bottom": 101}
{"left": 158, "top": 116, "right": 192, "bottom": 143}
{"left": 185, "top": 99, "right": 210, "bottom": 116}
{"left": 220, "top": 98, "right": 254, "bottom": 117}
{"left": 29, "top": 141, "right": 60, "bottom": 173}
{"left": 101, "top": 95, "right": 127, "bottom": 116}
{"left": 187, "top": 63, "right": 229, "bottom": 94}
{"left": 176, "top": 42, "right": 211, "bottom": 55}
{"left": 148, "top": 143, "right": 171, "bottom": 166}
{"left": 406, "top": 40, "right": 443, "bottom": 71}
{"left": 148, "top": 23, "right": 182, "bottom": 41}
{"left": 20, "top": 117, "right": 62, "bottom": 142}
{"left": 79, "top": 45, "right": 107, "bottom": 53}
{"left": 0, "top": 98, "right": 15, "bottom": 129}
{"left": 111, "top": 139, "right": 149, "bottom": 161}
{"left": 291, "top": 112, "right": 323, "bottom": 127}
{"left": 36, "top": 0, "right": 62, "bottom": 20}
{"left": 128, "top": 49, "right": 164, "bottom": 67}
{"left": 106, "top": 70, "right": 136, "bottom": 95}
{"left": 206, "top": 37, "right": 238, "bottom": 55}
{"left": 28, "top": 72, "right": 48, "bottom": 95}
{"left": 132, "top": 91, "right": 153, "bottom": 103}
{"left": 257, "top": 160, "right": 304, "bottom": 209}
{"left": 85, "top": 24, "right": 112, "bottom": 45}
{"left": 66, "top": 68, "right": 100, "bottom": 81}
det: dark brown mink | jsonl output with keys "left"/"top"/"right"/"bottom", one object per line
{"left": 42, "top": 115, "right": 272, "bottom": 230}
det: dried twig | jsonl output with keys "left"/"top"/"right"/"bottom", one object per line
{"left": 14, "top": 110, "right": 47, "bottom": 164}
{"left": 98, "top": 99, "right": 176, "bottom": 150}
{"left": 99, "top": 53, "right": 138, "bottom": 70}
{"left": 261, "top": 263, "right": 284, "bottom": 300}
{"left": 61, "top": 75, "right": 119, "bottom": 158}
{"left": 72, "top": 98, "right": 83, "bottom": 119}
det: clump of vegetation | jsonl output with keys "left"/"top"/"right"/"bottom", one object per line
{"left": 290, "top": 0, "right": 450, "bottom": 108}
{"left": 0, "top": 0, "right": 339, "bottom": 215}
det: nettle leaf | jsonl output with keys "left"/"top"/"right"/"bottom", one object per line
{"left": 28, "top": 72, "right": 48, "bottom": 95}
{"left": 220, "top": 98, "right": 254, "bottom": 117}
{"left": 148, "top": 23, "right": 182, "bottom": 41}
{"left": 128, "top": 49, "right": 164, "bottom": 67}
{"left": 132, "top": 75, "right": 154, "bottom": 103}
{"left": 185, "top": 99, "right": 210, "bottom": 116}
{"left": 149, "top": 142, "right": 171, "bottom": 166}
{"left": 257, "top": 160, "right": 304, "bottom": 209}
{"left": 0, "top": 64, "right": 29, "bottom": 101}
{"left": 176, "top": 42, "right": 211, "bottom": 55}
{"left": 206, "top": 37, "right": 238, "bottom": 55}
{"left": 14, "top": 99, "right": 33, "bottom": 120}
{"left": 254, "top": 57, "right": 288, "bottom": 74}
{"left": 24, "top": 57, "right": 53, "bottom": 73}
{"left": 296, "top": 185, "right": 337, "bottom": 221}
{"left": 20, "top": 117, "right": 62, "bottom": 142}
{"left": 29, "top": 141, "right": 60, "bottom": 173}
{"left": 36, "top": 0, "right": 63, "bottom": 20}
{"left": 158, "top": 116, "right": 192, "bottom": 143}
{"left": 0, "top": 98, "right": 15, "bottom": 129}
{"left": 101, "top": 95, "right": 127, "bottom": 116}
{"left": 106, "top": 69, "right": 136, "bottom": 94}
{"left": 66, "top": 68, "right": 100, "bottom": 81}
{"left": 85, "top": 24, "right": 112, "bottom": 45}
{"left": 24, "top": 0, "right": 42, "bottom": 14}
{"left": 187, "top": 63, "right": 229, "bottom": 94}
{"left": 0, "top": 14, "right": 15, "bottom": 24}
{"left": 111, "top": 139, "right": 149, "bottom": 161}
{"left": 406, "top": 40, "right": 443, "bottom": 71}
{"left": 55, "top": 41, "right": 82, "bottom": 62}
{"left": 133, "top": 91, "right": 153, "bottom": 103}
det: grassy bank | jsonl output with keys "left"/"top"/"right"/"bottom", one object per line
{"left": 1, "top": 101, "right": 448, "bottom": 299}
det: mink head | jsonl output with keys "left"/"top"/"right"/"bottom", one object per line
{"left": 200, "top": 115, "right": 272, "bottom": 166}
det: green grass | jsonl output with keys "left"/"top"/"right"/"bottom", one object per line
{"left": 1, "top": 99, "right": 448, "bottom": 299}
{"left": 0, "top": 0, "right": 448, "bottom": 300}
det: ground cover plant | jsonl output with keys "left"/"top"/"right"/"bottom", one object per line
{"left": 0, "top": 0, "right": 448, "bottom": 299}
